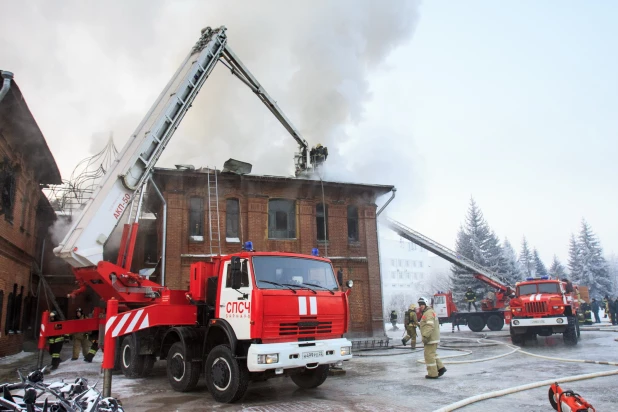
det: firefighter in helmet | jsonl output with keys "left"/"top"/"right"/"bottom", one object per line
{"left": 47, "top": 311, "right": 65, "bottom": 370}
{"left": 401, "top": 303, "right": 418, "bottom": 349}
{"left": 71, "top": 308, "right": 90, "bottom": 360}
{"left": 465, "top": 287, "right": 478, "bottom": 311}
{"left": 418, "top": 297, "right": 446, "bottom": 379}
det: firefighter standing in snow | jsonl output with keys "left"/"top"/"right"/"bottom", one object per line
{"left": 401, "top": 303, "right": 418, "bottom": 349}
{"left": 418, "top": 297, "right": 446, "bottom": 379}
{"left": 47, "top": 311, "right": 64, "bottom": 370}
{"left": 71, "top": 308, "right": 90, "bottom": 360}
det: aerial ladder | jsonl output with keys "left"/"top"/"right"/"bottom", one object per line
{"left": 383, "top": 217, "right": 513, "bottom": 331}
{"left": 54, "top": 26, "right": 312, "bottom": 270}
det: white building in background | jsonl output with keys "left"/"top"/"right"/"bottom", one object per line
{"left": 379, "top": 235, "right": 429, "bottom": 313}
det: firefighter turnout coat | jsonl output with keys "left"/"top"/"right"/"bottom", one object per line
{"left": 420, "top": 306, "right": 440, "bottom": 344}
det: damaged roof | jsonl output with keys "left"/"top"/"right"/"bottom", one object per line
{"left": 0, "top": 71, "right": 62, "bottom": 185}
{"left": 154, "top": 166, "right": 394, "bottom": 195}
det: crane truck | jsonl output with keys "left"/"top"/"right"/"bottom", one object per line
{"left": 383, "top": 219, "right": 583, "bottom": 345}
{"left": 384, "top": 218, "right": 512, "bottom": 332}
{"left": 38, "top": 26, "right": 352, "bottom": 404}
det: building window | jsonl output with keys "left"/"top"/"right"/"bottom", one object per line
{"left": 391, "top": 259, "right": 396, "bottom": 266}
{"left": 189, "top": 197, "right": 204, "bottom": 240}
{"left": 347, "top": 205, "right": 359, "bottom": 242}
{"left": 0, "top": 158, "right": 17, "bottom": 223}
{"left": 268, "top": 199, "right": 296, "bottom": 239}
{"left": 316, "top": 203, "right": 328, "bottom": 241}
{"left": 226, "top": 198, "right": 240, "bottom": 241}
{"left": 413, "top": 261, "right": 416, "bottom": 267}
{"left": 420, "top": 261, "right": 423, "bottom": 268}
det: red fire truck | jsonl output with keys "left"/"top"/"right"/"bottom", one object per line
{"left": 38, "top": 26, "right": 353, "bottom": 403}
{"left": 509, "top": 277, "right": 581, "bottom": 346}
{"left": 385, "top": 218, "right": 512, "bottom": 332}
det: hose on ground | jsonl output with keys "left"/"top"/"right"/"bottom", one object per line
{"left": 433, "top": 368, "right": 618, "bottom": 412}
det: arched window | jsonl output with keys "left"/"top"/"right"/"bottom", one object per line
{"left": 347, "top": 205, "right": 359, "bottom": 242}
{"left": 316, "top": 203, "right": 328, "bottom": 241}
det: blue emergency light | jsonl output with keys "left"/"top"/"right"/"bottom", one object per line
{"left": 244, "top": 241, "right": 254, "bottom": 251}
{"left": 311, "top": 248, "right": 319, "bottom": 256}
{"left": 526, "top": 277, "right": 534, "bottom": 281}
{"left": 540, "top": 276, "right": 549, "bottom": 280}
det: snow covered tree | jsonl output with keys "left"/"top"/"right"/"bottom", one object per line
{"left": 519, "top": 237, "right": 533, "bottom": 277}
{"left": 501, "top": 238, "right": 522, "bottom": 285}
{"left": 568, "top": 234, "right": 582, "bottom": 283}
{"left": 548, "top": 255, "right": 566, "bottom": 279}
{"left": 450, "top": 198, "right": 493, "bottom": 308}
{"left": 607, "top": 254, "right": 618, "bottom": 295}
{"left": 577, "top": 220, "right": 611, "bottom": 299}
{"left": 533, "top": 248, "right": 548, "bottom": 277}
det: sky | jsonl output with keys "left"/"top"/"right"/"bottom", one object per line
{"left": 0, "top": 1, "right": 616, "bottom": 266}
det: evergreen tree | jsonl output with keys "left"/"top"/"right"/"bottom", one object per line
{"left": 577, "top": 220, "right": 611, "bottom": 299}
{"left": 450, "top": 198, "right": 493, "bottom": 308}
{"left": 519, "top": 237, "right": 533, "bottom": 277}
{"left": 501, "top": 238, "right": 523, "bottom": 285}
{"left": 533, "top": 248, "right": 548, "bottom": 277}
{"left": 568, "top": 234, "right": 582, "bottom": 283}
{"left": 548, "top": 255, "right": 566, "bottom": 278}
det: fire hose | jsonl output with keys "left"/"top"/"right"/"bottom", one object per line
{"left": 429, "top": 336, "right": 618, "bottom": 411}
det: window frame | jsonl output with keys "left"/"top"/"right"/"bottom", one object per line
{"left": 188, "top": 196, "right": 204, "bottom": 240}
{"left": 316, "top": 203, "right": 329, "bottom": 242}
{"left": 268, "top": 199, "right": 296, "bottom": 239}
{"left": 225, "top": 198, "right": 240, "bottom": 241}
{"left": 347, "top": 205, "right": 359, "bottom": 242}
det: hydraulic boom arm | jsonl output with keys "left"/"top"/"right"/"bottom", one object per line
{"left": 55, "top": 26, "right": 310, "bottom": 267}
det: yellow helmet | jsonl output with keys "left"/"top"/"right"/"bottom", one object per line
{"left": 316, "top": 143, "right": 322, "bottom": 148}
{"left": 409, "top": 303, "right": 416, "bottom": 310}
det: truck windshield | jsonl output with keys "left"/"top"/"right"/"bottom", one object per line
{"left": 518, "top": 283, "right": 561, "bottom": 296}
{"left": 518, "top": 284, "right": 537, "bottom": 296}
{"left": 538, "top": 283, "right": 560, "bottom": 294}
{"left": 252, "top": 256, "right": 338, "bottom": 291}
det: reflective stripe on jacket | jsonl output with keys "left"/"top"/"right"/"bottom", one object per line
{"left": 465, "top": 291, "right": 476, "bottom": 302}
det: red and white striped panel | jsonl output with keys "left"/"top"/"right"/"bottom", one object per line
{"left": 105, "top": 309, "right": 150, "bottom": 338}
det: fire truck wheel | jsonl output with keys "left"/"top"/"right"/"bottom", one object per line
{"left": 290, "top": 365, "right": 329, "bottom": 389}
{"left": 142, "top": 355, "right": 156, "bottom": 377}
{"left": 510, "top": 327, "right": 524, "bottom": 346}
{"left": 166, "top": 341, "right": 201, "bottom": 392}
{"left": 205, "top": 344, "right": 249, "bottom": 403}
{"left": 486, "top": 315, "right": 504, "bottom": 331}
{"left": 467, "top": 315, "right": 486, "bottom": 332}
{"left": 576, "top": 321, "right": 581, "bottom": 338}
{"left": 563, "top": 317, "right": 578, "bottom": 346}
{"left": 120, "top": 335, "right": 146, "bottom": 378}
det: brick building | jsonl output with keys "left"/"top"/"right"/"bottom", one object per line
{"left": 0, "top": 72, "right": 62, "bottom": 356}
{"left": 134, "top": 167, "right": 394, "bottom": 337}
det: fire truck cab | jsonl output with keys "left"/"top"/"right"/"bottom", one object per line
{"left": 508, "top": 277, "right": 580, "bottom": 346}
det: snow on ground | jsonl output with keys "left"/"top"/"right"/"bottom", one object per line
{"left": 2, "top": 320, "right": 618, "bottom": 411}
{"left": 0, "top": 350, "right": 34, "bottom": 364}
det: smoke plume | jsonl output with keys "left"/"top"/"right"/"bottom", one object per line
{"left": 1, "top": 1, "right": 424, "bottom": 214}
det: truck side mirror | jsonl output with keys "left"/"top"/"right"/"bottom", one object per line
{"left": 230, "top": 256, "right": 242, "bottom": 289}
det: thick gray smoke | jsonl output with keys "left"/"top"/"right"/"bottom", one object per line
{"left": 1, "top": 1, "right": 424, "bottom": 214}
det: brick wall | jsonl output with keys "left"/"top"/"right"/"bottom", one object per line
{"left": 144, "top": 170, "right": 393, "bottom": 337}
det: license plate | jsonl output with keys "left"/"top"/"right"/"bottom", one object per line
{"left": 531, "top": 319, "right": 545, "bottom": 324}
{"left": 303, "top": 350, "right": 323, "bottom": 359}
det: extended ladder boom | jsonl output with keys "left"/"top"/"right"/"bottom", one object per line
{"left": 55, "top": 26, "right": 310, "bottom": 267}
{"left": 383, "top": 217, "right": 509, "bottom": 292}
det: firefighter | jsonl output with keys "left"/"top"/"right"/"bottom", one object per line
{"left": 71, "top": 308, "right": 90, "bottom": 360}
{"left": 418, "top": 297, "right": 446, "bottom": 379}
{"left": 591, "top": 298, "right": 601, "bottom": 323}
{"left": 84, "top": 310, "right": 101, "bottom": 362}
{"left": 465, "top": 287, "right": 478, "bottom": 312}
{"left": 389, "top": 310, "right": 398, "bottom": 330}
{"left": 47, "top": 312, "right": 65, "bottom": 370}
{"left": 609, "top": 297, "right": 617, "bottom": 326}
{"left": 581, "top": 302, "right": 593, "bottom": 325}
{"left": 401, "top": 303, "right": 418, "bottom": 349}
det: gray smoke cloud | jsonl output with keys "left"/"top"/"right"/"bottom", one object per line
{"left": 1, "top": 0, "right": 424, "bottom": 215}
